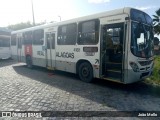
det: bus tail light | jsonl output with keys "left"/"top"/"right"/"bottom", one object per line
{"left": 129, "top": 62, "right": 139, "bottom": 72}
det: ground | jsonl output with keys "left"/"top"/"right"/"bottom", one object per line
{"left": 0, "top": 59, "right": 160, "bottom": 120}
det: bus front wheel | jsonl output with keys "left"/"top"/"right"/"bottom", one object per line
{"left": 26, "top": 56, "right": 33, "bottom": 68}
{"left": 78, "top": 62, "right": 93, "bottom": 83}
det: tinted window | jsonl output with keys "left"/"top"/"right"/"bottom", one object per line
{"left": 145, "top": 14, "right": 152, "bottom": 24}
{"left": 57, "top": 23, "right": 77, "bottom": 45}
{"left": 23, "top": 31, "right": 32, "bottom": 45}
{"left": 11, "top": 34, "right": 16, "bottom": 46}
{"left": 131, "top": 9, "right": 152, "bottom": 24}
{"left": 47, "top": 33, "right": 55, "bottom": 49}
{"left": 33, "top": 29, "right": 44, "bottom": 45}
{"left": 0, "top": 39, "right": 10, "bottom": 47}
{"left": 107, "top": 28, "right": 122, "bottom": 45}
{"left": 131, "top": 22, "right": 154, "bottom": 58}
{"left": 78, "top": 19, "right": 99, "bottom": 45}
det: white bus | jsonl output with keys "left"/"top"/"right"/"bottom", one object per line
{"left": 11, "top": 7, "right": 154, "bottom": 84}
{"left": 0, "top": 35, "right": 11, "bottom": 59}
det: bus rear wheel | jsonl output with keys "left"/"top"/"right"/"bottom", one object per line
{"left": 78, "top": 62, "right": 93, "bottom": 83}
{"left": 26, "top": 56, "right": 33, "bottom": 68}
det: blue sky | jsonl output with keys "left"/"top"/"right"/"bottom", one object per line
{"left": 69, "top": 0, "right": 159, "bottom": 17}
{"left": 1, "top": 0, "right": 160, "bottom": 27}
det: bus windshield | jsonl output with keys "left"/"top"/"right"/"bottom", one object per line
{"left": 131, "top": 22, "right": 154, "bottom": 58}
{"left": 130, "top": 9, "right": 154, "bottom": 58}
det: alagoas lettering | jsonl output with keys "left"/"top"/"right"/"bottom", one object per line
{"left": 56, "top": 52, "right": 74, "bottom": 59}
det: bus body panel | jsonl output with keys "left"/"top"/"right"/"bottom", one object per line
{"left": 100, "top": 14, "right": 128, "bottom": 25}
{"left": 55, "top": 44, "right": 100, "bottom": 76}
{"left": 0, "top": 47, "right": 11, "bottom": 59}
{"left": 32, "top": 45, "right": 46, "bottom": 67}
{"left": 126, "top": 53, "right": 154, "bottom": 84}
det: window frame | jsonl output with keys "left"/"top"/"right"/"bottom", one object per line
{"left": 23, "top": 31, "right": 33, "bottom": 45}
{"left": 77, "top": 19, "right": 100, "bottom": 45}
{"left": 57, "top": 23, "right": 77, "bottom": 45}
{"left": 0, "top": 36, "right": 10, "bottom": 47}
{"left": 33, "top": 29, "right": 44, "bottom": 45}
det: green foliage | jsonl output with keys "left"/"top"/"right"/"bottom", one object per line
{"left": 146, "top": 56, "right": 160, "bottom": 85}
{"left": 7, "top": 21, "right": 46, "bottom": 31}
{"left": 153, "top": 8, "right": 160, "bottom": 35}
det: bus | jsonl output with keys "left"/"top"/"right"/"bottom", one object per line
{"left": 0, "top": 35, "right": 11, "bottom": 59}
{"left": 11, "top": 7, "right": 154, "bottom": 84}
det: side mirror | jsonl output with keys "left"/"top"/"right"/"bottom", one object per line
{"left": 154, "top": 37, "right": 159, "bottom": 45}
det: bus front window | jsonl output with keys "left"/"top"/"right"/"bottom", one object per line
{"left": 131, "top": 22, "right": 154, "bottom": 58}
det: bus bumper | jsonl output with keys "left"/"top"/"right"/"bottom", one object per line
{"left": 124, "top": 69, "right": 153, "bottom": 84}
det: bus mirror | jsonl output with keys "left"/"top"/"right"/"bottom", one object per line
{"left": 125, "top": 17, "right": 130, "bottom": 20}
{"left": 154, "top": 37, "right": 159, "bottom": 45}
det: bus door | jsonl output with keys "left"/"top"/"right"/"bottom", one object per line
{"left": 101, "top": 23, "right": 124, "bottom": 81}
{"left": 45, "top": 32, "right": 56, "bottom": 69}
{"left": 17, "top": 35, "right": 22, "bottom": 62}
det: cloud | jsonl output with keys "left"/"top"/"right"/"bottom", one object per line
{"left": 88, "top": 0, "right": 110, "bottom": 4}
{"left": 136, "top": 6, "right": 157, "bottom": 11}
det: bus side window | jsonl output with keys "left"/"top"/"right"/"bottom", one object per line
{"left": 4, "top": 39, "right": 10, "bottom": 47}
{"left": 0, "top": 37, "right": 10, "bottom": 47}
{"left": 23, "top": 31, "right": 33, "bottom": 45}
{"left": 33, "top": 29, "right": 44, "bottom": 45}
{"left": 57, "top": 23, "right": 77, "bottom": 45}
{"left": 78, "top": 19, "right": 99, "bottom": 45}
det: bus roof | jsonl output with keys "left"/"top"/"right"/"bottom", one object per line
{"left": 11, "top": 7, "right": 135, "bottom": 34}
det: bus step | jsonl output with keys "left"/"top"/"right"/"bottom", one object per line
{"left": 106, "top": 62, "right": 122, "bottom": 70}
{"left": 103, "top": 77, "right": 122, "bottom": 83}
{"left": 106, "top": 69, "right": 122, "bottom": 79}
{"left": 47, "top": 66, "right": 55, "bottom": 70}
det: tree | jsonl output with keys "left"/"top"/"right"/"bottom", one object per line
{"left": 7, "top": 21, "right": 46, "bottom": 31}
{"left": 8, "top": 21, "right": 33, "bottom": 31}
{"left": 153, "top": 8, "right": 160, "bottom": 35}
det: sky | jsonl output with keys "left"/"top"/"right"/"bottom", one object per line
{"left": 0, "top": 0, "right": 160, "bottom": 27}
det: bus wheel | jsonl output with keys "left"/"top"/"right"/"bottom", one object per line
{"left": 26, "top": 56, "right": 33, "bottom": 68}
{"left": 78, "top": 62, "right": 93, "bottom": 83}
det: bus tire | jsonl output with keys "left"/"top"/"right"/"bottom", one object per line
{"left": 26, "top": 56, "right": 33, "bottom": 68}
{"left": 78, "top": 62, "right": 93, "bottom": 83}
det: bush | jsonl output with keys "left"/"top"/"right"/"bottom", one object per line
{"left": 146, "top": 56, "right": 160, "bottom": 85}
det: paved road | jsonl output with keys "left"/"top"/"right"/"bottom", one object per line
{"left": 0, "top": 59, "right": 160, "bottom": 120}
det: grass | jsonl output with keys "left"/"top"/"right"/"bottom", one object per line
{"left": 145, "top": 55, "right": 160, "bottom": 85}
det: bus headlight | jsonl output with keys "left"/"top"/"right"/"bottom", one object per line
{"left": 130, "top": 62, "right": 139, "bottom": 72}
